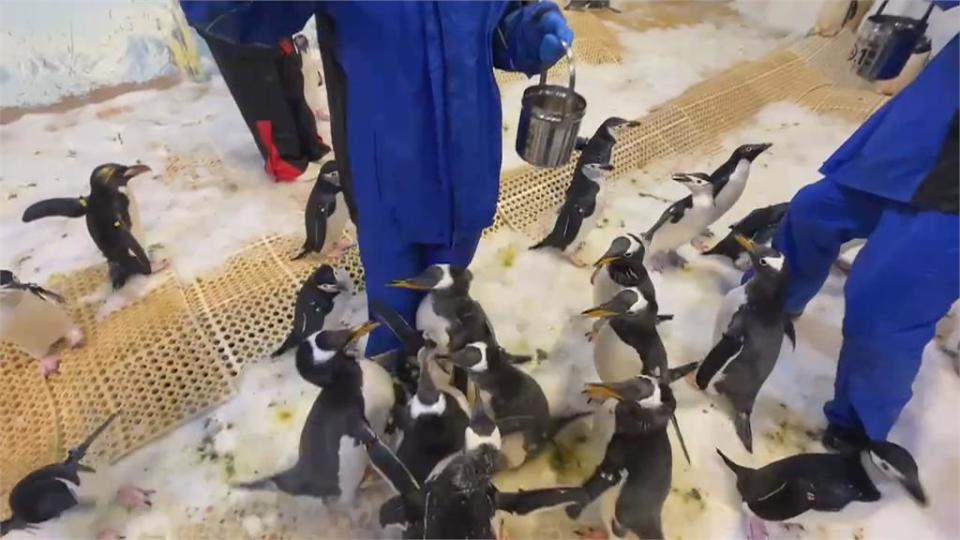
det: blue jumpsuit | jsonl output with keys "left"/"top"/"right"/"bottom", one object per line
{"left": 181, "top": 1, "right": 572, "bottom": 357}
{"left": 774, "top": 35, "right": 959, "bottom": 441}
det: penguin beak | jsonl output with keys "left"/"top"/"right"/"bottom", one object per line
{"left": 671, "top": 173, "right": 691, "bottom": 184}
{"left": 117, "top": 164, "right": 152, "bottom": 185}
{"left": 388, "top": 271, "right": 437, "bottom": 291}
{"left": 348, "top": 321, "right": 380, "bottom": 345}
{"left": 581, "top": 306, "right": 617, "bottom": 319}
{"left": 582, "top": 383, "right": 622, "bottom": 402}
{"left": 733, "top": 234, "right": 756, "bottom": 254}
{"left": 900, "top": 474, "right": 929, "bottom": 506}
{"left": 76, "top": 463, "right": 96, "bottom": 473}
{"left": 598, "top": 163, "right": 615, "bottom": 171}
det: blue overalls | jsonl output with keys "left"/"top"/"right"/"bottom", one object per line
{"left": 774, "top": 35, "right": 959, "bottom": 441}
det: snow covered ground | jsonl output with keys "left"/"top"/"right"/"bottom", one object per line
{"left": 2, "top": 10, "right": 958, "bottom": 540}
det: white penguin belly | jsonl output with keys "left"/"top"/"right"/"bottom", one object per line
{"left": 648, "top": 209, "right": 714, "bottom": 254}
{"left": 360, "top": 359, "right": 396, "bottom": 433}
{"left": 125, "top": 190, "right": 147, "bottom": 250}
{"left": 600, "top": 476, "right": 629, "bottom": 539}
{"left": 416, "top": 294, "right": 450, "bottom": 352}
{"left": 714, "top": 285, "right": 747, "bottom": 343}
{"left": 711, "top": 161, "right": 750, "bottom": 219}
{"left": 336, "top": 435, "right": 368, "bottom": 503}
{"left": 0, "top": 292, "right": 76, "bottom": 358}
{"left": 594, "top": 324, "right": 644, "bottom": 383}
{"left": 301, "top": 50, "right": 326, "bottom": 121}
{"left": 320, "top": 193, "right": 349, "bottom": 255}
{"left": 592, "top": 267, "right": 621, "bottom": 306}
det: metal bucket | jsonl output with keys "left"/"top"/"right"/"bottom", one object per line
{"left": 515, "top": 43, "right": 587, "bottom": 168}
{"left": 849, "top": 0, "right": 933, "bottom": 81}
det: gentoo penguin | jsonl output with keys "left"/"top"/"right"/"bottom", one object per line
{"left": 292, "top": 161, "right": 349, "bottom": 260}
{"left": 378, "top": 395, "right": 580, "bottom": 538}
{"left": 582, "top": 287, "right": 669, "bottom": 383}
{"left": 272, "top": 264, "right": 349, "bottom": 357}
{"left": 717, "top": 440, "right": 927, "bottom": 524}
{"left": 565, "top": 373, "right": 689, "bottom": 540}
{"left": 530, "top": 163, "right": 615, "bottom": 257}
{"left": 702, "top": 203, "right": 789, "bottom": 269}
{"left": 696, "top": 235, "right": 795, "bottom": 453}
{"left": 0, "top": 270, "right": 82, "bottom": 377}
{"left": 574, "top": 117, "right": 637, "bottom": 169}
{"left": 236, "top": 322, "right": 395, "bottom": 503}
{"left": 2, "top": 412, "right": 119, "bottom": 536}
{"left": 591, "top": 233, "right": 656, "bottom": 308}
{"left": 22, "top": 163, "right": 158, "bottom": 288}
{"left": 644, "top": 143, "right": 772, "bottom": 269}
{"left": 449, "top": 340, "right": 587, "bottom": 468}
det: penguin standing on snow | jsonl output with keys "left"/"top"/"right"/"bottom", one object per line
{"left": 272, "top": 264, "right": 350, "bottom": 357}
{"left": 2, "top": 413, "right": 119, "bottom": 536}
{"left": 564, "top": 372, "right": 693, "bottom": 540}
{"left": 591, "top": 233, "right": 656, "bottom": 307}
{"left": 717, "top": 440, "right": 927, "bottom": 527}
{"left": 582, "top": 287, "right": 669, "bottom": 383}
{"left": 530, "top": 163, "right": 615, "bottom": 257}
{"left": 292, "top": 161, "right": 349, "bottom": 260}
{"left": 702, "top": 203, "right": 789, "bottom": 269}
{"left": 696, "top": 235, "right": 795, "bottom": 453}
{"left": 22, "top": 163, "right": 159, "bottom": 289}
{"left": 0, "top": 270, "right": 82, "bottom": 377}
{"left": 644, "top": 143, "right": 772, "bottom": 269}
{"left": 236, "top": 322, "right": 396, "bottom": 503}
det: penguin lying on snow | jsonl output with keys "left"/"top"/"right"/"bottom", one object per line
{"left": 0, "top": 270, "right": 82, "bottom": 377}
{"left": 2, "top": 412, "right": 119, "bottom": 536}
{"left": 530, "top": 163, "right": 615, "bottom": 259}
{"left": 644, "top": 143, "right": 772, "bottom": 270}
{"left": 702, "top": 203, "right": 789, "bottom": 269}
{"left": 236, "top": 322, "right": 395, "bottom": 503}
{"left": 292, "top": 161, "right": 350, "bottom": 261}
{"left": 450, "top": 339, "right": 589, "bottom": 468}
{"left": 696, "top": 235, "right": 795, "bottom": 453}
{"left": 377, "top": 395, "right": 582, "bottom": 539}
{"left": 591, "top": 233, "right": 656, "bottom": 308}
{"left": 22, "top": 164, "right": 161, "bottom": 289}
{"left": 272, "top": 264, "right": 350, "bottom": 357}
{"left": 563, "top": 371, "right": 694, "bottom": 540}
{"left": 717, "top": 441, "right": 926, "bottom": 534}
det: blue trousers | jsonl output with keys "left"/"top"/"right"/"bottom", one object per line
{"left": 358, "top": 224, "right": 482, "bottom": 358}
{"left": 775, "top": 178, "right": 959, "bottom": 440}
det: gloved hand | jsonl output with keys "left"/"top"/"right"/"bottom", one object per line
{"left": 494, "top": 2, "right": 575, "bottom": 76}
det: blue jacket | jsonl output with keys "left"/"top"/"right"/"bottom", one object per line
{"left": 823, "top": 33, "right": 959, "bottom": 204}
{"left": 182, "top": 1, "right": 554, "bottom": 245}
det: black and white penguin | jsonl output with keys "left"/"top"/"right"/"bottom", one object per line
{"left": 22, "top": 163, "right": 159, "bottom": 288}
{"left": 272, "top": 264, "right": 349, "bottom": 357}
{"left": 696, "top": 235, "right": 795, "bottom": 453}
{"left": 236, "top": 322, "right": 395, "bottom": 503}
{"left": 702, "top": 203, "right": 789, "bottom": 269}
{"left": 574, "top": 117, "right": 637, "bottom": 168}
{"left": 591, "top": 233, "right": 656, "bottom": 308}
{"left": 530, "top": 163, "right": 615, "bottom": 257}
{"left": 582, "top": 287, "right": 669, "bottom": 383}
{"left": 2, "top": 412, "right": 119, "bottom": 536}
{"left": 717, "top": 440, "right": 927, "bottom": 525}
{"left": 644, "top": 143, "right": 772, "bottom": 269}
{"left": 564, "top": 373, "right": 689, "bottom": 540}
{"left": 292, "top": 161, "right": 349, "bottom": 261}
{"left": 0, "top": 270, "right": 82, "bottom": 377}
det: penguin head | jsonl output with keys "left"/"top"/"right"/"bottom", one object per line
{"left": 671, "top": 172, "right": 713, "bottom": 194}
{"left": 584, "top": 375, "right": 675, "bottom": 433}
{"left": 450, "top": 341, "right": 493, "bottom": 373}
{"left": 317, "top": 160, "right": 341, "bottom": 188}
{"left": 597, "top": 117, "right": 638, "bottom": 142}
{"left": 594, "top": 234, "right": 645, "bottom": 268}
{"left": 734, "top": 235, "right": 786, "bottom": 276}
{"left": 464, "top": 391, "right": 502, "bottom": 452}
{"left": 293, "top": 33, "right": 310, "bottom": 53}
{"left": 581, "top": 287, "right": 650, "bottom": 319}
{"left": 732, "top": 143, "right": 772, "bottom": 163}
{"left": 90, "top": 163, "right": 152, "bottom": 189}
{"left": 582, "top": 162, "right": 615, "bottom": 182}
{"left": 295, "top": 322, "right": 379, "bottom": 386}
{"left": 389, "top": 264, "right": 472, "bottom": 294}
{"left": 862, "top": 441, "right": 927, "bottom": 506}
{"left": 0, "top": 270, "right": 14, "bottom": 288}
{"left": 309, "top": 264, "right": 348, "bottom": 294}
{"left": 410, "top": 354, "right": 446, "bottom": 418}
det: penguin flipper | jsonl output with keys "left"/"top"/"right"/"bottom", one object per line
{"left": 656, "top": 314, "right": 674, "bottom": 324}
{"left": 496, "top": 487, "right": 584, "bottom": 515}
{"left": 645, "top": 197, "right": 690, "bottom": 239}
{"left": 530, "top": 208, "right": 575, "bottom": 251}
{"left": 574, "top": 136, "right": 590, "bottom": 151}
{"left": 784, "top": 320, "right": 796, "bottom": 349}
{"left": 22, "top": 197, "right": 88, "bottom": 222}
{"left": 668, "top": 361, "right": 699, "bottom": 382}
{"left": 272, "top": 331, "right": 299, "bottom": 357}
{"left": 116, "top": 228, "right": 152, "bottom": 275}
{"left": 734, "top": 411, "right": 754, "bottom": 453}
{"left": 6, "top": 281, "right": 67, "bottom": 304}
{"left": 354, "top": 422, "right": 420, "bottom": 496}
{"left": 696, "top": 310, "right": 745, "bottom": 390}
{"left": 746, "top": 479, "right": 817, "bottom": 521}
{"left": 369, "top": 299, "right": 425, "bottom": 356}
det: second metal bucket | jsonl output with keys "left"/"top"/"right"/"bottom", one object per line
{"left": 516, "top": 43, "right": 587, "bottom": 168}
{"left": 849, "top": 0, "right": 933, "bottom": 81}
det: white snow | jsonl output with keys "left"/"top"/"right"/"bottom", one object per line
{"left": 2, "top": 9, "right": 958, "bottom": 540}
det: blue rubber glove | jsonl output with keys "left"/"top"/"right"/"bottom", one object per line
{"left": 494, "top": 2, "right": 575, "bottom": 76}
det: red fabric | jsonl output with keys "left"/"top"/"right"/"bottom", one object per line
{"left": 278, "top": 38, "right": 295, "bottom": 56}
{"left": 256, "top": 120, "right": 303, "bottom": 182}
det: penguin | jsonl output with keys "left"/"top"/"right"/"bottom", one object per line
{"left": 449, "top": 340, "right": 588, "bottom": 468}
{"left": 236, "top": 322, "right": 395, "bottom": 503}
{"left": 378, "top": 394, "right": 582, "bottom": 538}
{"left": 565, "top": 0, "right": 621, "bottom": 13}
{"left": 581, "top": 287, "right": 669, "bottom": 383}
{"left": 564, "top": 372, "right": 692, "bottom": 540}
{"left": 695, "top": 235, "right": 795, "bottom": 453}
{"left": 591, "top": 233, "right": 656, "bottom": 308}
{"left": 22, "top": 163, "right": 159, "bottom": 289}
{"left": 2, "top": 412, "right": 119, "bottom": 536}
{"left": 530, "top": 163, "right": 615, "bottom": 257}
{"left": 574, "top": 117, "right": 637, "bottom": 170}
{"left": 293, "top": 33, "right": 329, "bottom": 123}
{"left": 272, "top": 264, "right": 350, "bottom": 357}
{"left": 291, "top": 161, "right": 349, "bottom": 261}
{"left": 0, "top": 270, "right": 82, "bottom": 377}
{"left": 702, "top": 203, "right": 789, "bottom": 269}
{"left": 717, "top": 440, "right": 927, "bottom": 523}
{"left": 644, "top": 143, "right": 772, "bottom": 269}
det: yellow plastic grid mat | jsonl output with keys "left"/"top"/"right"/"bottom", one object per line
{"left": 1, "top": 31, "right": 888, "bottom": 519}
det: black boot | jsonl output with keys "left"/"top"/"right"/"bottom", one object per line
{"left": 822, "top": 423, "right": 868, "bottom": 453}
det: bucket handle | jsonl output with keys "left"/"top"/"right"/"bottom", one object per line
{"left": 537, "top": 40, "right": 576, "bottom": 92}
{"left": 874, "top": 0, "right": 935, "bottom": 23}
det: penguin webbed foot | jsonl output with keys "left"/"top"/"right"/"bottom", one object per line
{"left": 744, "top": 512, "right": 769, "bottom": 540}
{"left": 38, "top": 355, "right": 61, "bottom": 378}
{"left": 114, "top": 484, "right": 154, "bottom": 510}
